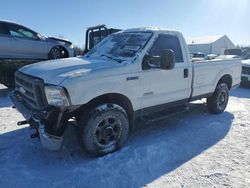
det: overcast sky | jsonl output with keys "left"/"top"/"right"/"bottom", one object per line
{"left": 1, "top": 0, "right": 249, "bottom": 47}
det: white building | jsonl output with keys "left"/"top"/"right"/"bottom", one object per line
{"left": 187, "top": 35, "right": 235, "bottom": 55}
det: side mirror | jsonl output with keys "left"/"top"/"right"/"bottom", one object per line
{"left": 36, "top": 33, "right": 44, "bottom": 40}
{"left": 160, "top": 49, "right": 176, "bottom": 70}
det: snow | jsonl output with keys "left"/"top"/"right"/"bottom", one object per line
{"left": 87, "top": 32, "right": 152, "bottom": 62}
{"left": 0, "top": 84, "right": 250, "bottom": 187}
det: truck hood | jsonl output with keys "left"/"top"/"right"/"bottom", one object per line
{"left": 242, "top": 59, "right": 250, "bottom": 66}
{"left": 19, "top": 57, "right": 122, "bottom": 85}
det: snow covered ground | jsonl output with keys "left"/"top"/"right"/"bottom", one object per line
{"left": 0, "top": 84, "right": 249, "bottom": 188}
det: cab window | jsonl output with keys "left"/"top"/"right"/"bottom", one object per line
{"left": 7, "top": 23, "right": 38, "bottom": 40}
{"left": 149, "top": 34, "right": 184, "bottom": 63}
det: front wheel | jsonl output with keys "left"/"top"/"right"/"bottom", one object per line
{"left": 207, "top": 83, "right": 229, "bottom": 114}
{"left": 48, "top": 46, "right": 66, "bottom": 59}
{"left": 77, "top": 103, "right": 129, "bottom": 156}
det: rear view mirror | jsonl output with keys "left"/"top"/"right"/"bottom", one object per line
{"left": 160, "top": 49, "right": 176, "bottom": 70}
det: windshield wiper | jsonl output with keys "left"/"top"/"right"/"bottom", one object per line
{"left": 101, "top": 54, "right": 122, "bottom": 63}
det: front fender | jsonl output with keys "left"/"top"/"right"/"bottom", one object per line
{"left": 61, "top": 74, "right": 141, "bottom": 111}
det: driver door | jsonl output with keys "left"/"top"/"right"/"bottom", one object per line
{"left": 6, "top": 23, "right": 47, "bottom": 59}
{"left": 141, "top": 34, "right": 192, "bottom": 110}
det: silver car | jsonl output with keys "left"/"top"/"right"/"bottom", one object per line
{"left": 0, "top": 20, "right": 75, "bottom": 59}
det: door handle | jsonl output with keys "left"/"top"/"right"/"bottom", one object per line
{"left": 184, "top": 68, "right": 188, "bottom": 78}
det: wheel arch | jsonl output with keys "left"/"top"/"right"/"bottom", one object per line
{"left": 217, "top": 74, "right": 232, "bottom": 90}
{"left": 76, "top": 93, "right": 135, "bottom": 130}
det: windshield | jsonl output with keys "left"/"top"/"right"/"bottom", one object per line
{"left": 86, "top": 32, "right": 152, "bottom": 62}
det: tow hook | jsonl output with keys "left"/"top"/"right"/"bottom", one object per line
{"left": 17, "top": 120, "right": 29, "bottom": 126}
{"left": 17, "top": 118, "right": 40, "bottom": 139}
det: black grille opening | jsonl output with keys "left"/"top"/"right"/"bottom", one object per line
{"left": 15, "top": 71, "right": 47, "bottom": 110}
{"left": 242, "top": 66, "right": 250, "bottom": 75}
{"left": 16, "top": 76, "right": 33, "bottom": 90}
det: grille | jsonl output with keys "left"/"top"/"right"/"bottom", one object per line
{"left": 15, "top": 71, "right": 47, "bottom": 110}
{"left": 242, "top": 66, "right": 250, "bottom": 75}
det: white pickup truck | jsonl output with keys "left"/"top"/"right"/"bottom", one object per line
{"left": 10, "top": 28, "right": 241, "bottom": 156}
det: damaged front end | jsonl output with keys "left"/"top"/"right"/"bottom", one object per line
{"left": 9, "top": 71, "right": 75, "bottom": 151}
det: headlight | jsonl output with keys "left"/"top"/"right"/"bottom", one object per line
{"left": 44, "top": 85, "right": 70, "bottom": 107}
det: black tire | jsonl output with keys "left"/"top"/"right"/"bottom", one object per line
{"left": 48, "top": 46, "right": 66, "bottom": 59}
{"left": 207, "top": 83, "right": 229, "bottom": 114}
{"left": 77, "top": 103, "right": 129, "bottom": 156}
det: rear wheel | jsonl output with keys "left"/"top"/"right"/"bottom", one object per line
{"left": 77, "top": 103, "right": 129, "bottom": 156}
{"left": 207, "top": 83, "right": 229, "bottom": 114}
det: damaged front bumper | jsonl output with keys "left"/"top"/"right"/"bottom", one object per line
{"left": 9, "top": 91, "right": 63, "bottom": 151}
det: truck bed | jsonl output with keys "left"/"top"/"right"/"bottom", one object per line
{"left": 191, "top": 59, "right": 241, "bottom": 97}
